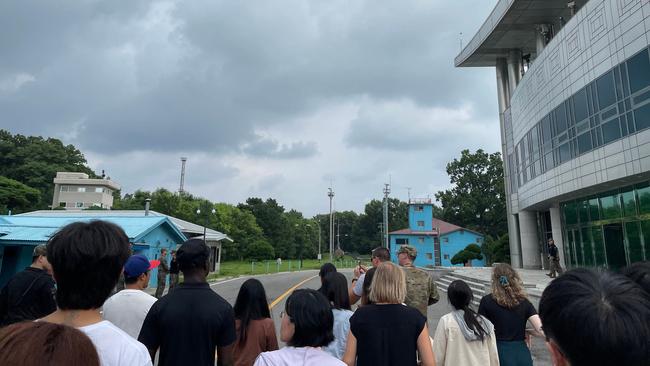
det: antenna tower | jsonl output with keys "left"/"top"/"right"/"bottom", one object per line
{"left": 179, "top": 157, "right": 187, "bottom": 194}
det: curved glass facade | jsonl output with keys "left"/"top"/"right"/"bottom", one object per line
{"left": 510, "top": 47, "right": 650, "bottom": 189}
{"left": 561, "top": 183, "right": 650, "bottom": 269}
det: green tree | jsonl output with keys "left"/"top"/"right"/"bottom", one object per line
{"left": 238, "top": 198, "right": 293, "bottom": 258}
{"left": 0, "top": 130, "right": 96, "bottom": 208}
{"left": 214, "top": 203, "right": 266, "bottom": 260}
{"left": 435, "top": 149, "right": 507, "bottom": 239}
{"left": 451, "top": 243, "right": 484, "bottom": 266}
{"left": 354, "top": 198, "right": 409, "bottom": 255}
{"left": 0, "top": 176, "right": 41, "bottom": 214}
{"left": 483, "top": 234, "right": 510, "bottom": 265}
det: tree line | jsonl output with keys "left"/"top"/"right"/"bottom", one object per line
{"left": 0, "top": 129, "right": 510, "bottom": 263}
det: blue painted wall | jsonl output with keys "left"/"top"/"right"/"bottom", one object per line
{"left": 440, "top": 230, "right": 486, "bottom": 267}
{"left": 141, "top": 225, "right": 181, "bottom": 288}
{"left": 408, "top": 204, "right": 433, "bottom": 231}
{"left": 390, "top": 234, "right": 437, "bottom": 267}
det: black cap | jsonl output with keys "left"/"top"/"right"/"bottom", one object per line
{"left": 176, "top": 238, "right": 210, "bottom": 271}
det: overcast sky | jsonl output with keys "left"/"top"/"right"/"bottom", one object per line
{"left": 0, "top": 0, "right": 501, "bottom": 216}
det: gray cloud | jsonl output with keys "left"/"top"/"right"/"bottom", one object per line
{"left": 241, "top": 136, "right": 318, "bottom": 159}
{"left": 0, "top": 0, "right": 502, "bottom": 214}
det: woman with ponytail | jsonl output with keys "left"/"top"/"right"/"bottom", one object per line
{"left": 432, "top": 280, "right": 498, "bottom": 366}
{"left": 478, "top": 264, "right": 544, "bottom": 366}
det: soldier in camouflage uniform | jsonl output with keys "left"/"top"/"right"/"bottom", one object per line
{"left": 397, "top": 245, "right": 440, "bottom": 318}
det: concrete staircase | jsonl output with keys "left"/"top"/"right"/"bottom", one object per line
{"left": 435, "top": 271, "right": 489, "bottom": 308}
{"left": 434, "top": 269, "right": 544, "bottom": 308}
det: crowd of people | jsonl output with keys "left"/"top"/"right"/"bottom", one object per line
{"left": 0, "top": 219, "right": 648, "bottom": 366}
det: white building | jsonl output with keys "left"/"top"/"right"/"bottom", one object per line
{"left": 51, "top": 172, "right": 120, "bottom": 210}
{"left": 457, "top": 0, "right": 650, "bottom": 270}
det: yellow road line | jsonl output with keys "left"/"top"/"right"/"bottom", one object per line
{"left": 268, "top": 275, "right": 318, "bottom": 309}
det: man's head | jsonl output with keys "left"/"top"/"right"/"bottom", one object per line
{"left": 621, "top": 261, "right": 650, "bottom": 294}
{"left": 176, "top": 239, "right": 210, "bottom": 279}
{"left": 47, "top": 220, "right": 131, "bottom": 310}
{"left": 123, "top": 255, "right": 160, "bottom": 290}
{"left": 539, "top": 269, "right": 650, "bottom": 366}
{"left": 397, "top": 245, "right": 417, "bottom": 266}
{"left": 548, "top": 238, "right": 555, "bottom": 246}
{"left": 160, "top": 248, "right": 167, "bottom": 256}
{"left": 171, "top": 250, "right": 176, "bottom": 259}
{"left": 370, "top": 247, "right": 390, "bottom": 267}
{"left": 31, "top": 244, "right": 52, "bottom": 273}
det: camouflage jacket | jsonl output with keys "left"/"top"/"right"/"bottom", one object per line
{"left": 402, "top": 265, "right": 440, "bottom": 318}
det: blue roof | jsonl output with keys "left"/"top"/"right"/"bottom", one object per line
{"left": 0, "top": 216, "right": 186, "bottom": 244}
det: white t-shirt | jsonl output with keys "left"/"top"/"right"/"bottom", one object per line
{"left": 79, "top": 320, "right": 152, "bottom": 366}
{"left": 254, "top": 347, "right": 345, "bottom": 366}
{"left": 102, "top": 289, "right": 157, "bottom": 339}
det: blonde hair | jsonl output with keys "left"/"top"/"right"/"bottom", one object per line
{"left": 491, "top": 263, "right": 528, "bottom": 308}
{"left": 369, "top": 262, "right": 406, "bottom": 304}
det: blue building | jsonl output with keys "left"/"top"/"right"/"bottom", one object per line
{"left": 389, "top": 200, "right": 486, "bottom": 267}
{"left": 0, "top": 215, "right": 187, "bottom": 288}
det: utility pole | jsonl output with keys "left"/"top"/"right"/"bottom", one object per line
{"left": 328, "top": 187, "right": 335, "bottom": 261}
{"left": 383, "top": 183, "right": 391, "bottom": 248}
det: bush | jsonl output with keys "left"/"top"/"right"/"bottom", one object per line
{"left": 245, "top": 239, "right": 275, "bottom": 261}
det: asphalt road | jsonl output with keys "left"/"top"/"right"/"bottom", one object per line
{"left": 209, "top": 269, "right": 551, "bottom": 365}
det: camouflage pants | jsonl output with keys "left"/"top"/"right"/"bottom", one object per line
{"left": 155, "top": 276, "right": 166, "bottom": 298}
{"left": 549, "top": 258, "right": 563, "bottom": 277}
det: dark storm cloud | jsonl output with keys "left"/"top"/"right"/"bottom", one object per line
{"left": 0, "top": 0, "right": 497, "bottom": 156}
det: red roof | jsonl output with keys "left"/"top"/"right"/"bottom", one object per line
{"left": 432, "top": 218, "right": 463, "bottom": 235}
{"left": 389, "top": 218, "right": 479, "bottom": 236}
{"left": 389, "top": 229, "right": 437, "bottom": 235}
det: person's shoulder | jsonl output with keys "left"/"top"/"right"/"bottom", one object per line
{"left": 404, "top": 266, "right": 429, "bottom": 279}
{"left": 402, "top": 304, "right": 425, "bottom": 317}
{"left": 480, "top": 293, "right": 494, "bottom": 303}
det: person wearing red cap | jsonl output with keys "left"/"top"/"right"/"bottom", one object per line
{"left": 102, "top": 255, "right": 160, "bottom": 339}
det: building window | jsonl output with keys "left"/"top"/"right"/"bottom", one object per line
{"left": 415, "top": 205, "right": 424, "bottom": 212}
{"left": 75, "top": 202, "right": 84, "bottom": 208}
{"left": 426, "top": 253, "right": 433, "bottom": 260}
{"left": 396, "top": 238, "right": 409, "bottom": 245}
{"left": 444, "top": 254, "right": 450, "bottom": 260}
{"left": 95, "top": 187, "right": 103, "bottom": 193}
{"left": 418, "top": 237, "right": 425, "bottom": 244}
{"left": 60, "top": 186, "right": 68, "bottom": 192}
{"left": 443, "top": 237, "right": 449, "bottom": 243}
{"left": 59, "top": 202, "right": 66, "bottom": 208}
{"left": 417, "top": 221, "right": 425, "bottom": 227}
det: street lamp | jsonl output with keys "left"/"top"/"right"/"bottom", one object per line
{"left": 196, "top": 206, "right": 216, "bottom": 240}
{"left": 196, "top": 204, "right": 218, "bottom": 272}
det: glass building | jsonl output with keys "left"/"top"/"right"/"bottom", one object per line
{"left": 456, "top": 0, "right": 650, "bottom": 269}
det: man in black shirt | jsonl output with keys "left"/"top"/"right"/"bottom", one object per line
{"left": 0, "top": 244, "right": 56, "bottom": 325}
{"left": 168, "top": 250, "right": 179, "bottom": 291}
{"left": 546, "top": 238, "right": 563, "bottom": 278}
{"left": 139, "top": 239, "right": 236, "bottom": 366}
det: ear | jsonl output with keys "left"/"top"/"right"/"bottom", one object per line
{"left": 546, "top": 339, "right": 570, "bottom": 366}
